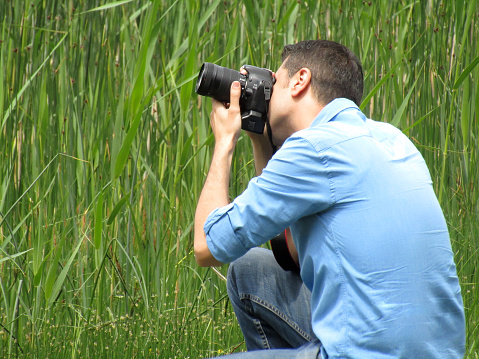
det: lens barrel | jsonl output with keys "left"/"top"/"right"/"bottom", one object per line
{"left": 195, "top": 63, "right": 242, "bottom": 103}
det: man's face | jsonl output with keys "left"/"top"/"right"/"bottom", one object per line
{"left": 267, "top": 63, "right": 293, "bottom": 146}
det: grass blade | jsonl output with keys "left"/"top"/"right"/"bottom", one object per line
{"left": 453, "top": 54, "right": 479, "bottom": 90}
{"left": 94, "top": 191, "right": 103, "bottom": 250}
{"left": 81, "top": 0, "right": 137, "bottom": 13}
{"left": 391, "top": 65, "right": 424, "bottom": 128}
{"left": 47, "top": 235, "right": 84, "bottom": 307}
{"left": 0, "top": 249, "right": 32, "bottom": 264}
{"left": 1, "top": 33, "right": 68, "bottom": 130}
{"left": 107, "top": 194, "right": 130, "bottom": 226}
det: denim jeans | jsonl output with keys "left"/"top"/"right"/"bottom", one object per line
{"left": 218, "top": 247, "right": 321, "bottom": 358}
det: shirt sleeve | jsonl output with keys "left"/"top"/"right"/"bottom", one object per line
{"left": 204, "top": 135, "right": 334, "bottom": 264}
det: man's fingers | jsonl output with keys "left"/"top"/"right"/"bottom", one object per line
{"left": 229, "top": 81, "right": 241, "bottom": 114}
{"left": 211, "top": 98, "right": 222, "bottom": 111}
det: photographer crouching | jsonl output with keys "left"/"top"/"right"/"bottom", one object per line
{"left": 194, "top": 40, "right": 465, "bottom": 358}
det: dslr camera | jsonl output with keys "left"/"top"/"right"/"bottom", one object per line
{"left": 195, "top": 63, "right": 275, "bottom": 134}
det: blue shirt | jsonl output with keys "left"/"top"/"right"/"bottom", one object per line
{"left": 204, "top": 98, "right": 465, "bottom": 358}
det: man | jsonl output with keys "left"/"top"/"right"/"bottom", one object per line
{"left": 194, "top": 40, "right": 465, "bottom": 358}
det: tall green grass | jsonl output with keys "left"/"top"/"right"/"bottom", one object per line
{"left": 0, "top": 0, "right": 477, "bottom": 357}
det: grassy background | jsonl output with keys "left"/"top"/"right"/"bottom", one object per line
{"left": 0, "top": 0, "right": 477, "bottom": 357}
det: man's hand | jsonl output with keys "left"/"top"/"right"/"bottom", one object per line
{"left": 210, "top": 81, "right": 242, "bottom": 151}
{"left": 194, "top": 81, "right": 242, "bottom": 267}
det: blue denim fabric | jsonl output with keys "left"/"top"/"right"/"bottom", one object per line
{"left": 224, "top": 340, "right": 322, "bottom": 358}
{"left": 221, "top": 247, "right": 320, "bottom": 358}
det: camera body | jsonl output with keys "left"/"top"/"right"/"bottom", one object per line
{"left": 195, "top": 63, "right": 274, "bottom": 134}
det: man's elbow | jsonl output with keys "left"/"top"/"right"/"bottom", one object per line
{"left": 194, "top": 241, "right": 223, "bottom": 267}
{"left": 194, "top": 244, "right": 208, "bottom": 267}
{"left": 195, "top": 252, "right": 212, "bottom": 267}
{"left": 194, "top": 250, "right": 223, "bottom": 267}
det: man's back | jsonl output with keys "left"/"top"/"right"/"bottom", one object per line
{"left": 281, "top": 99, "right": 466, "bottom": 357}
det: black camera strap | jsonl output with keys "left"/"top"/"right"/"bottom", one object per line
{"left": 266, "top": 119, "right": 277, "bottom": 154}
{"left": 270, "top": 231, "right": 300, "bottom": 272}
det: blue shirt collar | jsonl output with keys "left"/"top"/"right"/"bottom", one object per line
{"left": 310, "top": 98, "right": 360, "bottom": 128}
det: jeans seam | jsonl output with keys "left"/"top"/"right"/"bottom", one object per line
{"left": 240, "top": 293, "right": 313, "bottom": 342}
{"left": 253, "top": 318, "right": 271, "bottom": 349}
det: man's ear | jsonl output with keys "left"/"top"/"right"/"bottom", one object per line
{"left": 290, "top": 68, "right": 312, "bottom": 98}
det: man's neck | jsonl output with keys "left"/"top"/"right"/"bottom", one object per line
{"left": 291, "top": 98, "right": 324, "bottom": 133}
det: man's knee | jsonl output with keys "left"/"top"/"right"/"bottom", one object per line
{"left": 227, "top": 247, "right": 281, "bottom": 300}
{"left": 228, "top": 248, "right": 275, "bottom": 281}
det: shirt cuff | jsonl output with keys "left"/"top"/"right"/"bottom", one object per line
{"left": 204, "top": 203, "right": 249, "bottom": 263}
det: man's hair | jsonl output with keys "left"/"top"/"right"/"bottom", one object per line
{"left": 281, "top": 40, "right": 363, "bottom": 106}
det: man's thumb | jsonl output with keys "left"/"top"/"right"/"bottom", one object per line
{"left": 229, "top": 81, "right": 241, "bottom": 111}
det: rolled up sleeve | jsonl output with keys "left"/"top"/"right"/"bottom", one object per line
{"left": 204, "top": 135, "right": 333, "bottom": 264}
{"left": 204, "top": 203, "right": 250, "bottom": 263}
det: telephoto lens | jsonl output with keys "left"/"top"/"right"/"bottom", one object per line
{"left": 195, "top": 63, "right": 243, "bottom": 103}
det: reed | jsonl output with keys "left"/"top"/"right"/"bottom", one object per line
{"left": 0, "top": 0, "right": 477, "bottom": 357}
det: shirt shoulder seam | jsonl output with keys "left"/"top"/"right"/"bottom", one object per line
{"left": 293, "top": 136, "right": 337, "bottom": 206}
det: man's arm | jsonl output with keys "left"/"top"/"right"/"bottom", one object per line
{"left": 247, "top": 132, "right": 274, "bottom": 176}
{"left": 248, "top": 127, "right": 300, "bottom": 268}
{"left": 194, "top": 81, "right": 242, "bottom": 267}
{"left": 194, "top": 144, "right": 233, "bottom": 267}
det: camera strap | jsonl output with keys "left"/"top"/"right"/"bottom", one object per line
{"left": 266, "top": 119, "right": 277, "bottom": 154}
{"left": 270, "top": 230, "right": 300, "bottom": 272}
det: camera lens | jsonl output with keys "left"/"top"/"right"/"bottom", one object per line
{"left": 195, "top": 63, "right": 241, "bottom": 103}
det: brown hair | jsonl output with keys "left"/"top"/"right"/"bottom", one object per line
{"left": 281, "top": 40, "right": 363, "bottom": 106}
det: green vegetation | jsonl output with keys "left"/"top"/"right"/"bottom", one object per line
{"left": 0, "top": 0, "right": 477, "bottom": 357}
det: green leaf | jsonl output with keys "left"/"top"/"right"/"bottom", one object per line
{"left": 401, "top": 106, "right": 440, "bottom": 134}
{"left": 198, "top": 0, "right": 221, "bottom": 31}
{"left": 0, "top": 249, "right": 32, "bottom": 264}
{"left": 44, "top": 238, "right": 65, "bottom": 301}
{"left": 453, "top": 54, "right": 479, "bottom": 90}
{"left": 94, "top": 191, "right": 103, "bottom": 250}
{"left": 80, "top": 0, "right": 137, "bottom": 13}
{"left": 33, "top": 261, "right": 44, "bottom": 287}
{"left": 391, "top": 66, "right": 424, "bottom": 128}
{"left": 276, "top": 0, "right": 299, "bottom": 29}
{"left": 360, "top": 60, "right": 402, "bottom": 111}
{"left": 2, "top": 33, "right": 68, "bottom": 130}
{"left": 107, "top": 194, "right": 130, "bottom": 226}
{"left": 113, "top": 113, "right": 142, "bottom": 179}
{"left": 180, "top": 21, "right": 198, "bottom": 112}
{"left": 47, "top": 237, "right": 83, "bottom": 307}
{"left": 360, "top": 31, "right": 425, "bottom": 111}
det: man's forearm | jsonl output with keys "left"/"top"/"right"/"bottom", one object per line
{"left": 249, "top": 134, "right": 274, "bottom": 175}
{"left": 194, "top": 143, "right": 234, "bottom": 267}
{"left": 194, "top": 80, "right": 242, "bottom": 267}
